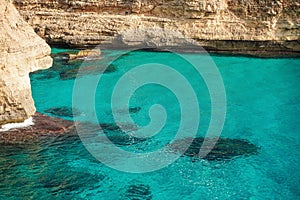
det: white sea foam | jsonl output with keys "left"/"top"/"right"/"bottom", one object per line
{"left": 0, "top": 117, "right": 34, "bottom": 132}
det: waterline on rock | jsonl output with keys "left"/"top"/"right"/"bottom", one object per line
{"left": 0, "top": 117, "right": 34, "bottom": 132}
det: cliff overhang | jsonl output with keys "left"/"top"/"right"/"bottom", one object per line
{"left": 13, "top": 0, "right": 300, "bottom": 56}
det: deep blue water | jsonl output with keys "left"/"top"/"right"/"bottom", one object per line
{"left": 0, "top": 48, "right": 299, "bottom": 199}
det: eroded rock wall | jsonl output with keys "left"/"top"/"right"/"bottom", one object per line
{"left": 13, "top": 0, "right": 300, "bottom": 53}
{"left": 0, "top": 0, "right": 52, "bottom": 125}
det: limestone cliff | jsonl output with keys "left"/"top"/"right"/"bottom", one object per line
{"left": 0, "top": 0, "right": 52, "bottom": 125}
{"left": 13, "top": 0, "right": 300, "bottom": 54}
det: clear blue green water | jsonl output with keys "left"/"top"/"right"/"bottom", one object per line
{"left": 1, "top": 48, "right": 299, "bottom": 199}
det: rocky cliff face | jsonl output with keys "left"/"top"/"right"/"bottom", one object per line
{"left": 13, "top": 0, "right": 300, "bottom": 54}
{"left": 0, "top": 0, "right": 52, "bottom": 125}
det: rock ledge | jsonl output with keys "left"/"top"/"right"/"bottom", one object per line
{"left": 0, "top": 113, "right": 75, "bottom": 145}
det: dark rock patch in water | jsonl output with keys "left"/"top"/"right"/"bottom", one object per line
{"left": 106, "top": 133, "right": 147, "bottom": 146}
{"left": 51, "top": 49, "right": 101, "bottom": 64}
{"left": 51, "top": 52, "right": 73, "bottom": 64}
{"left": 30, "top": 69, "right": 57, "bottom": 80}
{"left": 75, "top": 121, "right": 138, "bottom": 133}
{"left": 124, "top": 184, "right": 152, "bottom": 200}
{"left": 100, "top": 122, "right": 138, "bottom": 132}
{"left": 39, "top": 169, "right": 104, "bottom": 195}
{"left": 112, "top": 107, "right": 142, "bottom": 116}
{"left": 99, "top": 122, "right": 121, "bottom": 131}
{"left": 45, "top": 106, "right": 80, "bottom": 118}
{"left": 36, "top": 72, "right": 57, "bottom": 80}
{"left": 129, "top": 107, "right": 141, "bottom": 114}
{"left": 169, "top": 137, "right": 259, "bottom": 161}
{"left": 75, "top": 121, "right": 145, "bottom": 146}
{"left": 59, "top": 68, "right": 79, "bottom": 80}
{"left": 0, "top": 113, "right": 75, "bottom": 144}
{"left": 104, "top": 64, "right": 117, "bottom": 73}
{"left": 59, "top": 64, "right": 117, "bottom": 80}
{"left": 34, "top": 51, "right": 116, "bottom": 81}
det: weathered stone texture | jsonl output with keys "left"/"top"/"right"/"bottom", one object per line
{"left": 0, "top": 0, "right": 52, "bottom": 125}
{"left": 13, "top": 0, "right": 300, "bottom": 53}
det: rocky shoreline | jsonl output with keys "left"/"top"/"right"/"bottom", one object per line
{"left": 99, "top": 44, "right": 300, "bottom": 58}
{"left": 50, "top": 44, "right": 300, "bottom": 58}
{"left": 0, "top": 113, "right": 75, "bottom": 145}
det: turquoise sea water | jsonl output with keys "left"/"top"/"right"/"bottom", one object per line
{"left": 1, "top": 48, "right": 299, "bottom": 199}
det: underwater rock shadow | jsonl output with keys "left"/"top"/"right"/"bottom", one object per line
{"left": 45, "top": 106, "right": 81, "bottom": 118}
{"left": 169, "top": 137, "right": 260, "bottom": 161}
{"left": 75, "top": 121, "right": 146, "bottom": 146}
{"left": 39, "top": 168, "right": 105, "bottom": 195}
{"left": 59, "top": 64, "right": 117, "bottom": 80}
{"left": 49, "top": 50, "right": 115, "bottom": 81}
{"left": 113, "top": 107, "right": 142, "bottom": 115}
{"left": 124, "top": 184, "right": 152, "bottom": 200}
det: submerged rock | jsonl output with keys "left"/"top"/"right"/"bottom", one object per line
{"left": 99, "top": 123, "right": 122, "bottom": 131}
{"left": 124, "top": 184, "right": 152, "bottom": 200}
{"left": 39, "top": 169, "right": 104, "bottom": 195}
{"left": 106, "top": 133, "right": 146, "bottom": 146}
{"left": 68, "top": 49, "right": 101, "bottom": 60}
{"left": 75, "top": 121, "right": 138, "bottom": 134}
{"left": 129, "top": 107, "right": 141, "bottom": 114}
{"left": 114, "top": 107, "right": 142, "bottom": 115}
{"left": 59, "top": 68, "right": 80, "bottom": 80}
{"left": 35, "top": 71, "right": 57, "bottom": 80}
{"left": 169, "top": 137, "right": 259, "bottom": 161}
{"left": 50, "top": 50, "right": 116, "bottom": 80}
{"left": 0, "top": 113, "right": 75, "bottom": 144}
{"left": 101, "top": 122, "right": 138, "bottom": 132}
{"left": 45, "top": 107, "right": 80, "bottom": 118}
{"left": 75, "top": 121, "right": 144, "bottom": 146}
{"left": 51, "top": 52, "right": 73, "bottom": 64}
{"left": 52, "top": 49, "right": 101, "bottom": 62}
{"left": 59, "top": 64, "right": 117, "bottom": 80}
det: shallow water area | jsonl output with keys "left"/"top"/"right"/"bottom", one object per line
{"left": 0, "top": 48, "right": 299, "bottom": 199}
